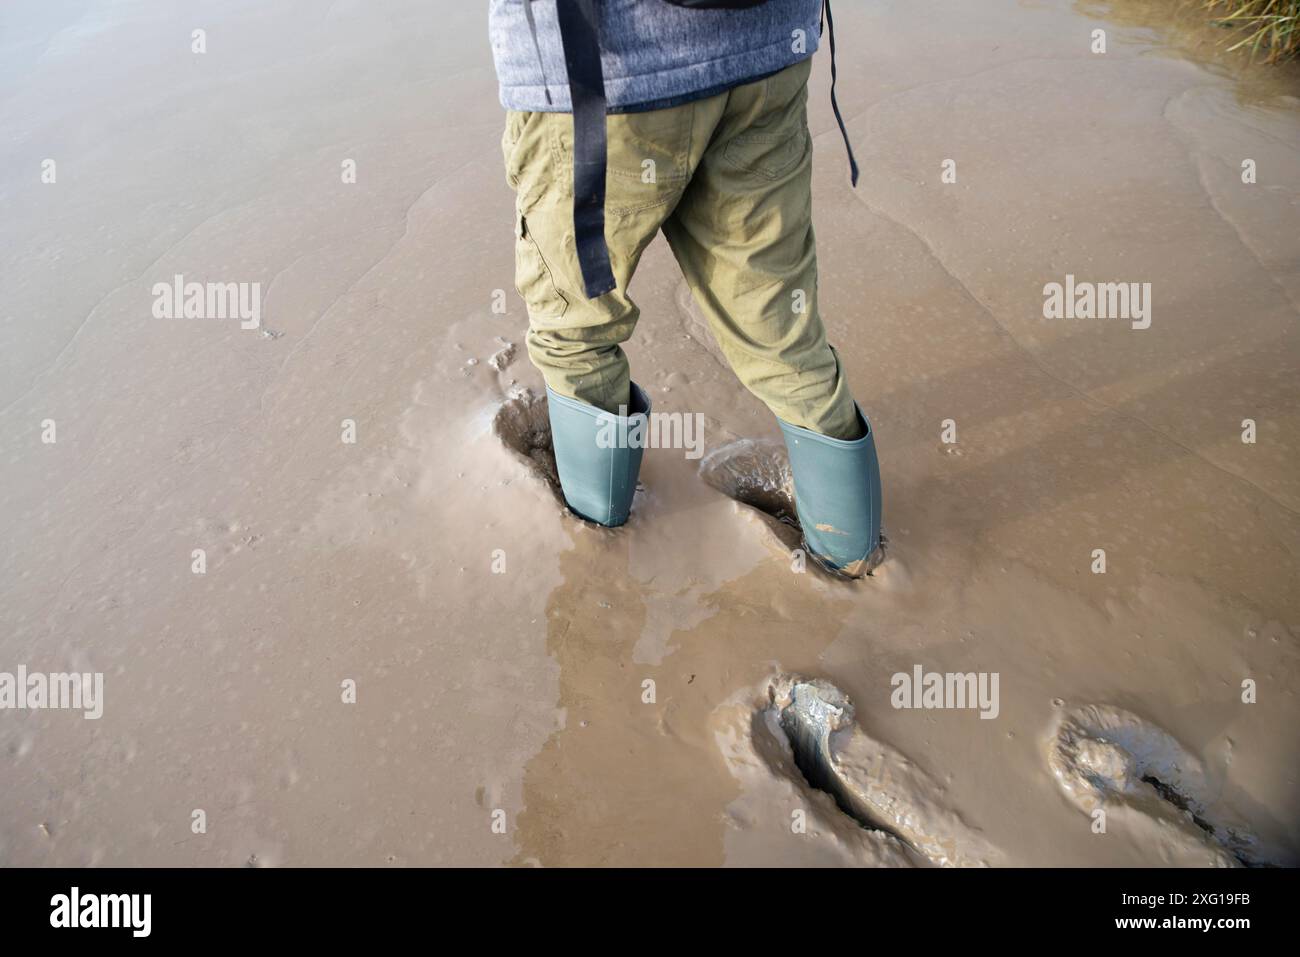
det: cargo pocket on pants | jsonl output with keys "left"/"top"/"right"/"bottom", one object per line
{"left": 722, "top": 128, "right": 809, "bottom": 181}
{"left": 514, "top": 213, "right": 569, "bottom": 319}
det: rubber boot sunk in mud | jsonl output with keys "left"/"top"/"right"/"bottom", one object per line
{"left": 545, "top": 383, "right": 651, "bottom": 527}
{"left": 778, "top": 405, "right": 883, "bottom": 578}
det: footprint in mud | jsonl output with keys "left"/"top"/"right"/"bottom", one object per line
{"left": 698, "top": 439, "right": 885, "bottom": 578}
{"left": 1047, "top": 704, "right": 1271, "bottom": 866}
{"left": 493, "top": 390, "right": 564, "bottom": 505}
{"left": 699, "top": 438, "right": 798, "bottom": 538}
{"left": 755, "top": 674, "right": 995, "bottom": 867}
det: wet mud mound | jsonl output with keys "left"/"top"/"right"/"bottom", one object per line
{"left": 758, "top": 674, "right": 998, "bottom": 867}
{"left": 493, "top": 390, "right": 564, "bottom": 504}
{"left": 1047, "top": 703, "right": 1272, "bottom": 866}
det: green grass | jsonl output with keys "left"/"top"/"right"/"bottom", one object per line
{"left": 1188, "top": 0, "right": 1300, "bottom": 61}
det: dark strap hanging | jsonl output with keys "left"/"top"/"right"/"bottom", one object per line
{"left": 821, "top": 0, "right": 859, "bottom": 186}
{"left": 555, "top": 0, "right": 617, "bottom": 299}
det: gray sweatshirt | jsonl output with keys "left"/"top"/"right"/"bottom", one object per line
{"left": 488, "top": 0, "right": 823, "bottom": 113}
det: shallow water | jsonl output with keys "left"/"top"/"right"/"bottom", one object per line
{"left": 0, "top": 0, "right": 1297, "bottom": 866}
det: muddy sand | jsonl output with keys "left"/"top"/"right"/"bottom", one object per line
{"left": 1, "top": 0, "right": 1298, "bottom": 867}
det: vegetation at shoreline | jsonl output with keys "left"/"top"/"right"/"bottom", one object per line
{"left": 1185, "top": 0, "right": 1300, "bottom": 62}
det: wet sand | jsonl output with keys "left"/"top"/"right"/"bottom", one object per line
{"left": 1, "top": 0, "right": 1297, "bottom": 866}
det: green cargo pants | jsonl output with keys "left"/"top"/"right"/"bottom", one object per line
{"left": 501, "top": 57, "right": 860, "bottom": 440}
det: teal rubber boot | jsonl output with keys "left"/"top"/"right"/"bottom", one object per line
{"left": 545, "top": 383, "right": 651, "bottom": 527}
{"left": 777, "top": 406, "right": 883, "bottom": 578}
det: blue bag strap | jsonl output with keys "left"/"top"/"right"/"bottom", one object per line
{"left": 555, "top": 0, "right": 617, "bottom": 299}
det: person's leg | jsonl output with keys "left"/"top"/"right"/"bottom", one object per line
{"left": 503, "top": 104, "right": 695, "bottom": 414}
{"left": 661, "top": 59, "right": 882, "bottom": 574}
{"left": 502, "top": 100, "right": 721, "bottom": 524}
{"left": 660, "top": 57, "right": 861, "bottom": 441}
